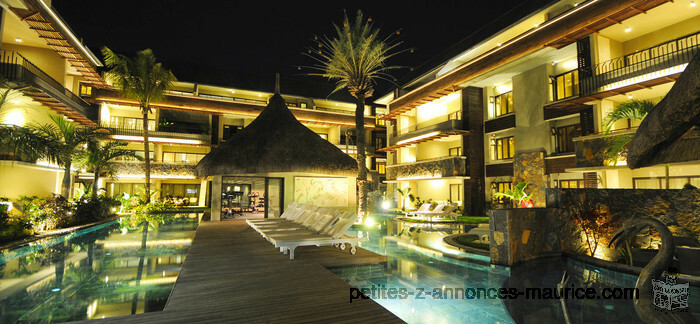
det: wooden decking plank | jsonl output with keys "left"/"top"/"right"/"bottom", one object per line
{"left": 71, "top": 219, "right": 401, "bottom": 323}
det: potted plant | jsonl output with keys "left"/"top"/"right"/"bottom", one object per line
{"left": 493, "top": 182, "right": 533, "bottom": 208}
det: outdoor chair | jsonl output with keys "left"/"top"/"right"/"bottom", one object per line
{"left": 422, "top": 203, "right": 458, "bottom": 222}
{"left": 247, "top": 201, "right": 301, "bottom": 225}
{"left": 403, "top": 203, "right": 431, "bottom": 217}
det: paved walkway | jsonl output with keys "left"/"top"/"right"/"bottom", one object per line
{"left": 73, "top": 220, "right": 402, "bottom": 323}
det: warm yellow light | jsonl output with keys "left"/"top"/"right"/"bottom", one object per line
{"left": 395, "top": 131, "right": 440, "bottom": 145}
{"left": 692, "top": 1, "right": 697, "bottom": 7}
{"left": 625, "top": 27, "right": 632, "bottom": 33}
{"left": 396, "top": 175, "right": 442, "bottom": 181}
{"left": 365, "top": 218, "right": 375, "bottom": 226}
{"left": 14, "top": 38, "right": 21, "bottom": 43}
{"left": 603, "top": 64, "right": 687, "bottom": 92}
{"left": 4, "top": 110, "right": 25, "bottom": 126}
{"left": 112, "top": 135, "right": 202, "bottom": 145}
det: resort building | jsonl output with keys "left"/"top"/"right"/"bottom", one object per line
{"left": 0, "top": 0, "right": 387, "bottom": 206}
{"left": 377, "top": 0, "right": 700, "bottom": 215}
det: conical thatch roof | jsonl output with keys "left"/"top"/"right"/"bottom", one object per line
{"left": 627, "top": 50, "right": 700, "bottom": 168}
{"left": 195, "top": 92, "right": 357, "bottom": 177}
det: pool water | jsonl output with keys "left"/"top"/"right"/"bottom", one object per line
{"left": 334, "top": 219, "right": 700, "bottom": 323}
{"left": 0, "top": 213, "right": 200, "bottom": 323}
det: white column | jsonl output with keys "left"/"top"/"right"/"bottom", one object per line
{"left": 211, "top": 175, "right": 222, "bottom": 221}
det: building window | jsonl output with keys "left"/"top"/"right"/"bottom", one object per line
{"left": 492, "top": 182, "right": 512, "bottom": 204}
{"left": 318, "top": 133, "right": 328, "bottom": 140}
{"left": 376, "top": 114, "right": 386, "bottom": 127}
{"left": 449, "top": 184, "right": 463, "bottom": 203}
{"left": 377, "top": 162, "right": 386, "bottom": 175}
{"left": 491, "top": 136, "right": 514, "bottom": 160}
{"left": 161, "top": 183, "right": 199, "bottom": 199}
{"left": 633, "top": 176, "right": 700, "bottom": 189}
{"left": 162, "top": 152, "right": 205, "bottom": 164}
{"left": 558, "top": 179, "right": 585, "bottom": 188}
{"left": 551, "top": 70, "right": 579, "bottom": 101}
{"left": 554, "top": 124, "right": 579, "bottom": 154}
{"left": 449, "top": 146, "right": 462, "bottom": 156}
{"left": 107, "top": 182, "right": 145, "bottom": 197}
{"left": 300, "top": 102, "right": 308, "bottom": 108}
{"left": 223, "top": 125, "right": 243, "bottom": 141}
{"left": 79, "top": 83, "right": 93, "bottom": 97}
{"left": 489, "top": 91, "right": 513, "bottom": 118}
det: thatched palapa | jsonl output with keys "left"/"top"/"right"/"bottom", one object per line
{"left": 195, "top": 90, "right": 357, "bottom": 177}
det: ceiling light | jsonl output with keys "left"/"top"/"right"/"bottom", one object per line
{"left": 14, "top": 38, "right": 22, "bottom": 43}
{"left": 692, "top": 1, "right": 696, "bottom": 7}
{"left": 496, "top": 43, "right": 502, "bottom": 46}
{"left": 574, "top": 2, "right": 578, "bottom": 6}
{"left": 12, "top": 100, "right": 19, "bottom": 104}
{"left": 628, "top": 95, "right": 633, "bottom": 99}
{"left": 534, "top": 23, "right": 539, "bottom": 28}
{"left": 625, "top": 27, "right": 632, "bottom": 33}
{"left": 396, "top": 131, "right": 440, "bottom": 146}
{"left": 230, "top": 90, "right": 235, "bottom": 93}
{"left": 258, "top": 94, "right": 262, "bottom": 97}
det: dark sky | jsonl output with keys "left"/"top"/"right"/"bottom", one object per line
{"left": 53, "top": 0, "right": 534, "bottom": 96}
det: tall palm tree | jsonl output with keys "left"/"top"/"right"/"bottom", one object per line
{"left": 32, "top": 115, "right": 103, "bottom": 198}
{"left": 76, "top": 140, "right": 141, "bottom": 198}
{"left": 102, "top": 47, "right": 175, "bottom": 203}
{"left": 602, "top": 99, "right": 655, "bottom": 164}
{"left": 305, "top": 10, "right": 403, "bottom": 220}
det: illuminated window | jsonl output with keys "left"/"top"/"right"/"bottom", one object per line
{"left": 554, "top": 124, "right": 579, "bottom": 154}
{"left": 633, "top": 176, "right": 700, "bottom": 189}
{"left": 79, "top": 83, "right": 93, "bottom": 97}
{"left": 449, "top": 146, "right": 462, "bottom": 156}
{"left": 490, "top": 136, "right": 514, "bottom": 160}
{"left": 450, "top": 184, "right": 462, "bottom": 203}
{"left": 488, "top": 92, "right": 513, "bottom": 118}
{"left": 318, "top": 133, "right": 328, "bottom": 140}
{"left": 109, "top": 116, "right": 155, "bottom": 130}
{"left": 377, "top": 162, "right": 386, "bottom": 175}
{"left": 300, "top": 102, "right": 308, "bottom": 108}
{"left": 558, "top": 179, "right": 585, "bottom": 188}
{"left": 551, "top": 70, "right": 579, "bottom": 101}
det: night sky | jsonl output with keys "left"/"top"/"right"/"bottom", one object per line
{"left": 53, "top": 0, "right": 532, "bottom": 97}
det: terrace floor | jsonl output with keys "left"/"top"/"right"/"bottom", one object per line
{"left": 73, "top": 219, "right": 401, "bottom": 323}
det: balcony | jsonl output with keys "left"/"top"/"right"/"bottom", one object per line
{"left": 581, "top": 31, "right": 700, "bottom": 96}
{"left": 112, "top": 161, "right": 196, "bottom": 179}
{"left": 101, "top": 122, "right": 211, "bottom": 145}
{"left": 383, "top": 112, "right": 469, "bottom": 152}
{"left": 0, "top": 50, "right": 96, "bottom": 125}
{"left": 386, "top": 156, "right": 467, "bottom": 181}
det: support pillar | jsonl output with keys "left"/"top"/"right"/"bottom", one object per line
{"left": 211, "top": 175, "right": 222, "bottom": 221}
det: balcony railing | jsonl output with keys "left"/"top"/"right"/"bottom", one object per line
{"left": 391, "top": 111, "right": 462, "bottom": 137}
{"left": 386, "top": 156, "right": 467, "bottom": 181}
{"left": 102, "top": 123, "right": 210, "bottom": 143}
{"left": 580, "top": 31, "right": 700, "bottom": 95}
{"left": 0, "top": 50, "right": 95, "bottom": 121}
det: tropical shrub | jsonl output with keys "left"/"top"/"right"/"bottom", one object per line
{"left": 71, "top": 195, "right": 119, "bottom": 224}
{"left": 16, "top": 195, "right": 72, "bottom": 232}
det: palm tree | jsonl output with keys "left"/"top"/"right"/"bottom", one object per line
{"left": 305, "top": 10, "right": 403, "bottom": 220}
{"left": 602, "top": 99, "right": 655, "bottom": 164}
{"left": 75, "top": 140, "right": 141, "bottom": 198}
{"left": 102, "top": 47, "right": 175, "bottom": 203}
{"left": 32, "top": 115, "right": 103, "bottom": 198}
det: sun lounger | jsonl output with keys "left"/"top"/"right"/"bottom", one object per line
{"left": 403, "top": 203, "right": 431, "bottom": 217}
{"left": 267, "top": 211, "right": 366, "bottom": 260}
{"left": 247, "top": 201, "right": 299, "bottom": 224}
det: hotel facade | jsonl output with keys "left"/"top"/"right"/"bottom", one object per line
{"left": 0, "top": 0, "right": 387, "bottom": 207}
{"left": 377, "top": 0, "right": 700, "bottom": 215}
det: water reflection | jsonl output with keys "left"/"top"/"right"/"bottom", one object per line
{"left": 0, "top": 213, "right": 199, "bottom": 323}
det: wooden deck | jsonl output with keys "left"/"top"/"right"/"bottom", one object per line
{"left": 73, "top": 220, "right": 402, "bottom": 323}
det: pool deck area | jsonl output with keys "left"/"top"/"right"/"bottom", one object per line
{"left": 73, "top": 219, "right": 402, "bottom": 323}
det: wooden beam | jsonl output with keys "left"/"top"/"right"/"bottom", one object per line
{"left": 630, "top": 6, "right": 647, "bottom": 14}
{"left": 20, "top": 11, "right": 41, "bottom": 21}
{"left": 605, "top": 17, "right": 622, "bottom": 24}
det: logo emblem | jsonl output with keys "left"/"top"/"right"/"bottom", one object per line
{"left": 652, "top": 276, "right": 689, "bottom": 312}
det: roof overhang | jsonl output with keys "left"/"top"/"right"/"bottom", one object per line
{"left": 384, "top": 0, "right": 672, "bottom": 120}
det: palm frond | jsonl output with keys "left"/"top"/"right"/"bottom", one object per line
{"left": 603, "top": 99, "right": 655, "bottom": 132}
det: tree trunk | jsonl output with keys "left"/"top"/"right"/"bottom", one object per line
{"left": 131, "top": 221, "right": 149, "bottom": 314}
{"left": 92, "top": 167, "right": 100, "bottom": 199}
{"left": 61, "top": 160, "right": 72, "bottom": 198}
{"left": 142, "top": 110, "right": 151, "bottom": 203}
{"left": 355, "top": 95, "right": 368, "bottom": 223}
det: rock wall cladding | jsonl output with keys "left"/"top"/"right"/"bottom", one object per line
{"left": 513, "top": 151, "right": 547, "bottom": 207}
{"left": 386, "top": 157, "right": 466, "bottom": 180}
{"left": 113, "top": 162, "right": 196, "bottom": 178}
{"left": 547, "top": 188, "right": 700, "bottom": 248}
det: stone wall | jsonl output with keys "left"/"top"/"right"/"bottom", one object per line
{"left": 512, "top": 150, "right": 547, "bottom": 207}
{"left": 386, "top": 156, "right": 466, "bottom": 180}
{"left": 113, "top": 162, "right": 196, "bottom": 178}
{"left": 547, "top": 188, "right": 700, "bottom": 248}
{"left": 489, "top": 208, "right": 574, "bottom": 266}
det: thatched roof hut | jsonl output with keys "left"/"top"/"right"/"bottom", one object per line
{"left": 195, "top": 92, "right": 357, "bottom": 178}
{"left": 627, "top": 50, "right": 700, "bottom": 168}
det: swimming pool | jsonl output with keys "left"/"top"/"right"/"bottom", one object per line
{"left": 0, "top": 213, "right": 200, "bottom": 323}
{"left": 334, "top": 218, "right": 700, "bottom": 323}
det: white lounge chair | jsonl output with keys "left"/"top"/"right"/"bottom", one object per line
{"left": 423, "top": 203, "right": 458, "bottom": 221}
{"left": 249, "top": 206, "right": 320, "bottom": 234}
{"left": 247, "top": 201, "right": 299, "bottom": 224}
{"left": 267, "top": 211, "right": 366, "bottom": 260}
{"left": 403, "top": 203, "right": 431, "bottom": 217}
